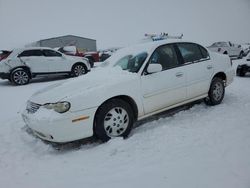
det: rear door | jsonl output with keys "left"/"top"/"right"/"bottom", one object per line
{"left": 42, "top": 49, "right": 69, "bottom": 72}
{"left": 18, "top": 49, "right": 49, "bottom": 73}
{"left": 176, "top": 43, "right": 214, "bottom": 99}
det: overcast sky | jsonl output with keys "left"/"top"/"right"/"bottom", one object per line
{"left": 0, "top": 0, "right": 250, "bottom": 50}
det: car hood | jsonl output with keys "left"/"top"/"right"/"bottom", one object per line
{"left": 30, "top": 67, "right": 138, "bottom": 104}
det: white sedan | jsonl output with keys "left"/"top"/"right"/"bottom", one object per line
{"left": 22, "top": 40, "right": 234, "bottom": 143}
{"left": 0, "top": 47, "right": 91, "bottom": 85}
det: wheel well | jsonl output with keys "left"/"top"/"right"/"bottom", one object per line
{"left": 213, "top": 72, "right": 226, "bottom": 82}
{"left": 94, "top": 95, "right": 139, "bottom": 124}
{"left": 11, "top": 66, "right": 31, "bottom": 78}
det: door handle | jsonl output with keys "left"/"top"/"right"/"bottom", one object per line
{"left": 175, "top": 72, "right": 183, "bottom": 78}
{"left": 207, "top": 65, "right": 213, "bottom": 70}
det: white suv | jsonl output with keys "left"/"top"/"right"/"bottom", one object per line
{"left": 22, "top": 40, "right": 234, "bottom": 143}
{"left": 0, "top": 47, "right": 91, "bottom": 85}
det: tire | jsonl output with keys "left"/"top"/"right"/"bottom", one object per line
{"left": 204, "top": 77, "right": 225, "bottom": 106}
{"left": 71, "top": 63, "right": 87, "bottom": 77}
{"left": 11, "top": 68, "right": 30, "bottom": 85}
{"left": 236, "top": 66, "right": 245, "bottom": 77}
{"left": 94, "top": 99, "right": 134, "bottom": 142}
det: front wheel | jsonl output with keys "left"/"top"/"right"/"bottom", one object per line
{"left": 204, "top": 77, "right": 225, "bottom": 106}
{"left": 94, "top": 99, "right": 134, "bottom": 142}
{"left": 71, "top": 64, "right": 87, "bottom": 77}
{"left": 11, "top": 69, "right": 30, "bottom": 85}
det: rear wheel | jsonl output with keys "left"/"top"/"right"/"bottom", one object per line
{"left": 71, "top": 64, "right": 87, "bottom": 77}
{"left": 237, "top": 66, "right": 246, "bottom": 77}
{"left": 11, "top": 68, "right": 30, "bottom": 85}
{"left": 204, "top": 77, "right": 225, "bottom": 106}
{"left": 94, "top": 99, "right": 134, "bottom": 142}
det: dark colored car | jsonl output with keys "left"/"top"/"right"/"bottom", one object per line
{"left": 236, "top": 56, "right": 250, "bottom": 76}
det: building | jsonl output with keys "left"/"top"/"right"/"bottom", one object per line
{"left": 27, "top": 35, "right": 97, "bottom": 52}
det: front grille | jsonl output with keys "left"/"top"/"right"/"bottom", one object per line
{"left": 26, "top": 101, "right": 41, "bottom": 114}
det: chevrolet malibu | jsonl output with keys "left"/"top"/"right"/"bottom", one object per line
{"left": 22, "top": 40, "right": 234, "bottom": 143}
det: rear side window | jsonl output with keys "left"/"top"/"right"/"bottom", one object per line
{"left": 199, "top": 45, "right": 209, "bottom": 59}
{"left": 177, "top": 43, "right": 204, "bottom": 63}
{"left": 18, "top": 50, "right": 43, "bottom": 57}
{"left": 43, "top": 50, "right": 62, "bottom": 57}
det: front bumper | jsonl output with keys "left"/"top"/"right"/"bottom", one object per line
{"left": 22, "top": 106, "right": 98, "bottom": 143}
{"left": 0, "top": 72, "right": 10, "bottom": 80}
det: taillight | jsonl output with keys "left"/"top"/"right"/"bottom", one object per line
{"left": 218, "top": 48, "right": 221, "bottom": 52}
{"left": 230, "top": 59, "right": 233, "bottom": 66}
{"left": 0, "top": 51, "right": 12, "bottom": 61}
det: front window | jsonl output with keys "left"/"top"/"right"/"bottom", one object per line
{"left": 43, "top": 50, "right": 62, "bottom": 57}
{"left": 149, "top": 44, "right": 180, "bottom": 70}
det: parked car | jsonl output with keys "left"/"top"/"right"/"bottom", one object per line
{"left": 22, "top": 40, "right": 234, "bottom": 143}
{"left": 99, "top": 47, "right": 120, "bottom": 61}
{"left": 236, "top": 53, "right": 250, "bottom": 76}
{"left": 240, "top": 44, "right": 250, "bottom": 56}
{"left": 57, "top": 46, "right": 99, "bottom": 67}
{"left": 207, "top": 41, "right": 244, "bottom": 59}
{"left": 0, "top": 47, "right": 91, "bottom": 85}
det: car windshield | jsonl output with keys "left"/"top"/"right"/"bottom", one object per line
{"left": 101, "top": 49, "right": 148, "bottom": 73}
{"left": 211, "top": 42, "right": 228, "bottom": 47}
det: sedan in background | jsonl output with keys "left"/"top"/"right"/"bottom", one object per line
{"left": 237, "top": 53, "right": 250, "bottom": 76}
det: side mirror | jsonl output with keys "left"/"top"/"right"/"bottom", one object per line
{"left": 147, "top": 64, "right": 162, "bottom": 74}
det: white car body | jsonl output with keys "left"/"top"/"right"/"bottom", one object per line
{"left": 22, "top": 40, "right": 235, "bottom": 143}
{"left": 207, "top": 41, "right": 243, "bottom": 58}
{"left": 0, "top": 47, "right": 91, "bottom": 84}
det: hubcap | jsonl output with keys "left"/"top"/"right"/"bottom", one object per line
{"left": 13, "top": 70, "right": 29, "bottom": 85}
{"left": 74, "top": 65, "right": 85, "bottom": 76}
{"left": 104, "top": 107, "right": 129, "bottom": 137}
{"left": 212, "top": 82, "right": 223, "bottom": 101}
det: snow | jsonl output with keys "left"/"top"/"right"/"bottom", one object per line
{"left": 0, "top": 59, "right": 250, "bottom": 188}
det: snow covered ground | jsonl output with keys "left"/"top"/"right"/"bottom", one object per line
{"left": 0, "top": 59, "right": 250, "bottom": 188}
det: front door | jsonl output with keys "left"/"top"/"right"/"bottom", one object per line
{"left": 42, "top": 49, "right": 68, "bottom": 72}
{"left": 141, "top": 44, "right": 187, "bottom": 114}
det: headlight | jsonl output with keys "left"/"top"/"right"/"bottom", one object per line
{"left": 43, "top": 101, "right": 70, "bottom": 113}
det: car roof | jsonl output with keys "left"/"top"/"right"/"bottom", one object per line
{"left": 17, "top": 47, "right": 55, "bottom": 51}
{"left": 121, "top": 39, "right": 199, "bottom": 54}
